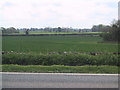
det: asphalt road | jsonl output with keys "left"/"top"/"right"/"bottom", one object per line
{"left": 2, "top": 72, "right": 118, "bottom": 88}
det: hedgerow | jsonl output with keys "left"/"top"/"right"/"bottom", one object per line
{"left": 2, "top": 54, "right": 119, "bottom": 66}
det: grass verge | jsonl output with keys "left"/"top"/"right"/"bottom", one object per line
{"left": 2, "top": 65, "right": 119, "bottom": 74}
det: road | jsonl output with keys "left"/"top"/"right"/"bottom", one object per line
{"left": 2, "top": 72, "right": 118, "bottom": 88}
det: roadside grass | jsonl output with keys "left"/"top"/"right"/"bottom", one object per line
{"left": 2, "top": 65, "right": 118, "bottom": 74}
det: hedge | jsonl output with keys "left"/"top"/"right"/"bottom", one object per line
{"left": 2, "top": 54, "right": 119, "bottom": 66}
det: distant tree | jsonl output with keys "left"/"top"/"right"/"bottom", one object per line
{"left": 0, "top": 27, "right": 6, "bottom": 33}
{"left": 110, "top": 20, "right": 120, "bottom": 42}
{"left": 7, "top": 27, "right": 19, "bottom": 33}
{"left": 100, "top": 20, "right": 120, "bottom": 42}
{"left": 25, "top": 29, "right": 29, "bottom": 35}
{"left": 92, "top": 24, "right": 111, "bottom": 32}
{"left": 1, "top": 27, "right": 19, "bottom": 34}
{"left": 58, "top": 27, "right": 62, "bottom": 32}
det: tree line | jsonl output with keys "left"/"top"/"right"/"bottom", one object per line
{"left": 0, "top": 25, "right": 112, "bottom": 34}
{"left": 1, "top": 20, "right": 119, "bottom": 42}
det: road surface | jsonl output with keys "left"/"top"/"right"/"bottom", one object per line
{"left": 2, "top": 72, "right": 118, "bottom": 88}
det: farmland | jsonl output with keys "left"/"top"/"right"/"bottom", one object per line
{"left": 2, "top": 35, "right": 118, "bottom": 53}
{"left": 2, "top": 35, "right": 119, "bottom": 73}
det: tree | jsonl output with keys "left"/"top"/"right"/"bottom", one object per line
{"left": 25, "top": 29, "right": 29, "bottom": 35}
{"left": 92, "top": 24, "right": 111, "bottom": 32}
{"left": 0, "top": 27, "right": 6, "bottom": 33}
{"left": 1, "top": 27, "right": 19, "bottom": 34}
{"left": 110, "top": 20, "right": 120, "bottom": 42}
{"left": 58, "top": 27, "right": 62, "bottom": 32}
{"left": 100, "top": 20, "right": 120, "bottom": 42}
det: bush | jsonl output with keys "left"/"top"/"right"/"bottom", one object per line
{"left": 2, "top": 53, "right": 119, "bottom": 66}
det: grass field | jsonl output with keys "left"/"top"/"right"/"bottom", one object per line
{"left": 2, "top": 65, "right": 119, "bottom": 74}
{"left": 2, "top": 35, "right": 119, "bottom": 73}
{"left": 2, "top": 35, "right": 118, "bottom": 53}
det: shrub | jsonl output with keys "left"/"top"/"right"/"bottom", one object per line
{"left": 2, "top": 54, "right": 119, "bottom": 66}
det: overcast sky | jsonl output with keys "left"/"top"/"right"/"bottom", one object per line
{"left": 0, "top": 0, "right": 119, "bottom": 29}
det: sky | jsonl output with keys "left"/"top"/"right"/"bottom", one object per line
{"left": 0, "top": 0, "right": 119, "bottom": 29}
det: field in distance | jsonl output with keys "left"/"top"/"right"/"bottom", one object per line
{"left": 3, "top": 31, "right": 101, "bottom": 35}
{"left": 2, "top": 35, "right": 118, "bottom": 53}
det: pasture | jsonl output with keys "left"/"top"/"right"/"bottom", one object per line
{"left": 2, "top": 35, "right": 118, "bottom": 54}
{"left": 2, "top": 35, "right": 119, "bottom": 72}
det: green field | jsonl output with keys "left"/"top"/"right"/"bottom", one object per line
{"left": 2, "top": 35, "right": 118, "bottom": 53}
{"left": 2, "top": 35, "right": 119, "bottom": 73}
